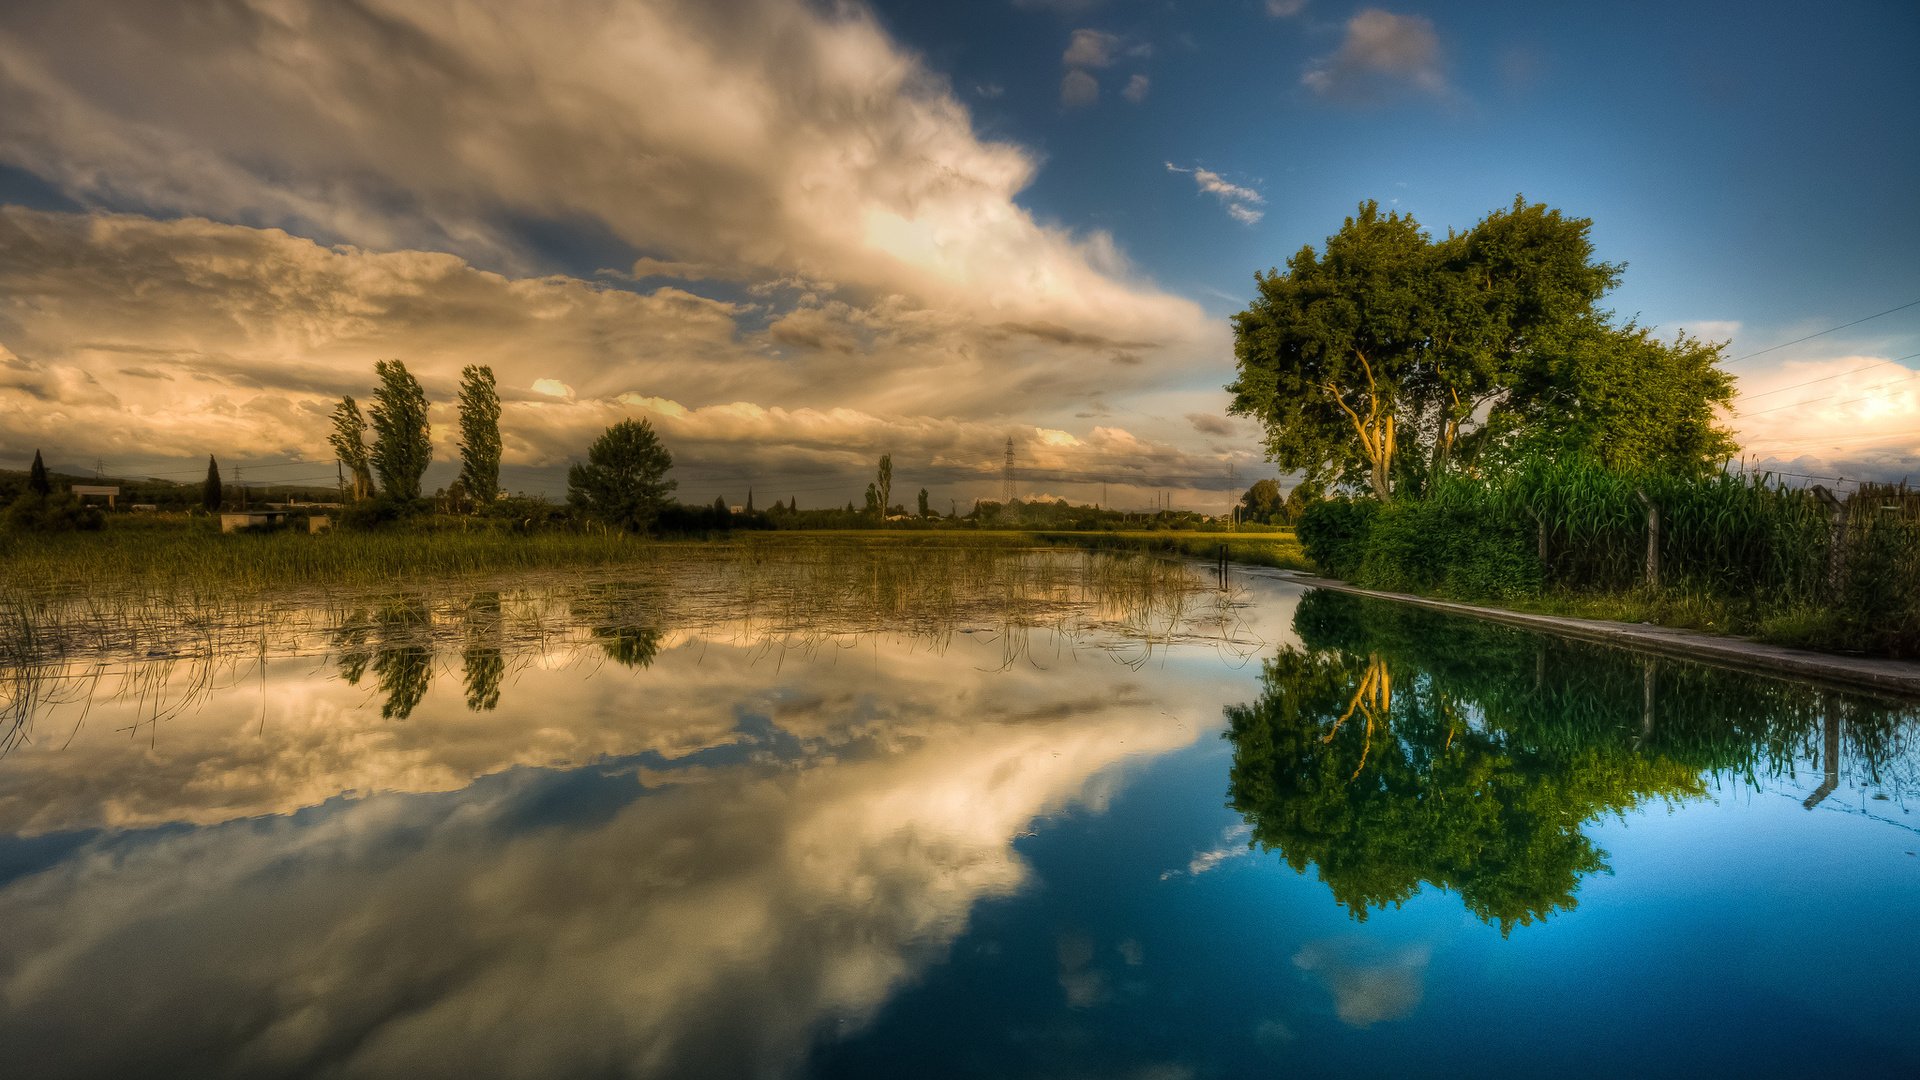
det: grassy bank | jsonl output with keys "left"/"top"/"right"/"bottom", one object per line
{"left": 0, "top": 517, "right": 1302, "bottom": 596}
{"left": 1292, "top": 461, "right": 1920, "bottom": 659}
{"left": 1024, "top": 529, "right": 1312, "bottom": 571}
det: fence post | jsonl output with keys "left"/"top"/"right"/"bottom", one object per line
{"left": 1810, "top": 485, "right": 1849, "bottom": 600}
{"left": 1634, "top": 489, "right": 1660, "bottom": 590}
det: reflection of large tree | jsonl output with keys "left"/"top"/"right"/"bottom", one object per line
{"left": 333, "top": 597, "right": 433, "bottom": 720}
{"left": 463, "top": 592, "right": 504, "bottom": 711}
{"left": 1226, "top": 591, "right": 1909, "bottom": 933}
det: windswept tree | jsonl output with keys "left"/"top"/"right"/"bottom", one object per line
{"left": 369, "top": 360, "right": 431, "bottom": 502}
{"left": 328, "top": 396, "right": 374, "bottom": 500}
{"left": 27, "top": 450, "right": 51, "bottom": 498}
{"left": 202, "top": 455, "right": 222, "bottom": 512}
{"left": 1229, "top": 198, "right": 1624, "bottom": 500}
{"left": 456, "top": 365, "right": 502, "bottom": 506}
{"left": 875, "top": 454, "right": 893, "bottom": 523}
{"left": 567, "top": 418, "right": 676, "bottom": 532}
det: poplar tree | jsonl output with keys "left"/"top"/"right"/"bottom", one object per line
{"left": 328, "top": 396, "right": 374, "bottom": 500}
{"left": 369, "top": 360, "right": 431, "bottom": 502}
{"left": 456, "top": 365, "right": 502, "bottom": 507}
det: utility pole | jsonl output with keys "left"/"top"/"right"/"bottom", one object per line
{"left": 1002, "top": 437, "right": 1016, "bottom": 505}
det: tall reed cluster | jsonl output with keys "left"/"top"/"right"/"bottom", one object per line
{"left": 1298, "top": 458, "right": 1920, "bottom": 657}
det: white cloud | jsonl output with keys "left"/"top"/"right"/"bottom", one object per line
{"left": 1302, "top": 9, "right": 1448, "bottom": 101}
{"left": 1122, "top": 73, "right": 1151, "bottom": 104}
{"left": 1732, "top": 354, "right": 1920, "bottom": 479}
{"left": 1063, "top": 28, "right": 1122, "bottom": 68}
{"left": 1165, "top": 163, "right": 1265, "bottom": 226}
{"left": 1061, "top": 69, "right": 1100, "bottom": 108}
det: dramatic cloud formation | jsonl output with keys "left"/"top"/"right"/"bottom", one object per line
{"left": 0, "top": 207, "right": 1238, "bottom": 500}
{"left": 1165, "top": 163, "right": 1265, "bottom": 225}
{"left": 1302, "top": 9, "right": 1448, "bottom": 101}
{"left": 0, "top": 0, "right": 1243, "bottom": 502}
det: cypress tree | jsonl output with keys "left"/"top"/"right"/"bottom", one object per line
{"left": 27, "top": 450, "right": 51, "bottom": 498}
{"left": 202, "top": 455, "right": 223, "bottom": 512}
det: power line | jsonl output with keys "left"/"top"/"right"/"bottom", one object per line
{"left": 1734, "top": 352, "right": 1920, "bottom": 404}
{"left": 1724, "top": 297, "right": 1920, "bottom": 366}
{"left": 1735, "top": 369, "right": 1920, "bottom": 419}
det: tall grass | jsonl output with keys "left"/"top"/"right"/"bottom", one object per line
{"left": 1298, "top": 460, "right": 1920, "bottom": 658}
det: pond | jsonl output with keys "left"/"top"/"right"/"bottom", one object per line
{"left": 1, "top": 543, "right": 1916, "bottom": 1078}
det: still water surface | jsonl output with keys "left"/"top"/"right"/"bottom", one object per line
{"left": 1, "top": 546, "right": 1915, "bottom": 1078}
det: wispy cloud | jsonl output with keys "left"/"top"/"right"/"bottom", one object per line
{"left": 1165, "top": 163, "right": 1265, "bottom": 225}
{"left": 1122, "top": 73, "right": 1150, "bottom": 104}
{"left": 1302, "top": 9, "right": 1448, "bottom": 101}
{"left": 1265, "top": 0, "right": 1308, "bottom": 16}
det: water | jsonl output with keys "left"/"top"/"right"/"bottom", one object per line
{"left": 1, "top": 547, "right": 1915, "bottom": 1078}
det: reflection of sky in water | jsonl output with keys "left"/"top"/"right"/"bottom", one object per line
{"left": 2, "top": 565, "right": 1918, "bottom": 1079}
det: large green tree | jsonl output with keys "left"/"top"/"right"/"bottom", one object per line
{"left": 875, "top": 454, "right": 893, "bottom": 523}
{"left": 328, "top": 396, "right": 374, "bottom": 500}
{"left": 455, "top": 365, "right": 502, "bottom": 506}
{"left": 370, "top": 360, "right": 431, "bottom": 501}
{"left": 1491, "top": 322, "right": 1737, "bottom": 474}
{"left": 567, "top": 418, "right": 676, "bottom": 532}
{"left": 1228, "top": 198, "right": 1626, "bottom": 499}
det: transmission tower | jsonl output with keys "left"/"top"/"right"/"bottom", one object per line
{"left": 1002, "top": 437, "right": 1016, "bottom": 504}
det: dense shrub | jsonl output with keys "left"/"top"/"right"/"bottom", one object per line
{"left": 1295, "top": 497, "right": 1378, "bottom": 579}
{"left": 1360, "top": 486, "right": 1540, "bottom": 600}
{"left": 1, "top": 494, "right": 106, "bottom": 534}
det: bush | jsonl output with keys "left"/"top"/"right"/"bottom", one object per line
{"left": 1296, "top": 497, "right": 1378, "bottom": 579}
{"left": 1359, "top": 489, "right": 1540, "bottom": 600}
{"left": 1, "top": 493, "right": 106, "bottom": 534}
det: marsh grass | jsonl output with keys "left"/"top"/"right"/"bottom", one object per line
{"left": 0, "top": 535, "right": 1257, "bottom": 752}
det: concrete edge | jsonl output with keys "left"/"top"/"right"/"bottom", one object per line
{"left": 1235, "top": 566, "right": 1920, "bottom": 703}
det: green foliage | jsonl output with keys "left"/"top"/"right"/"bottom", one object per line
{"left": 1297, "top": 455, "right": 1920, "bottom": 658}
{"left": 370, "top": 359, "right": 431, "bottom": 501}
{"left": 1239, "top": 478, "right": 1285, "bottom": 524}
{"left": 202, "top": 455, "right": 222, "bottom": 513}
{"left": 2, "top": 492, "right": 105, "bottom": 534}
{"left": 455, "top": 365, "right": 502, "bottom": 506}
{"left": 1295, "top": 497, "right": 1379, "bottom": 579}
{"left": 27, "top": 450, "right": 50, "bottom": 498}
{"left": 917, "top": 488, "right": 930, "bottom": 518}
{"left": 567, "top": 419, "right": 677, "bottom": 533}
{"left": 328, "top": 397, "right": 374, "bottom": 500}
{"left": 1492, "top": 323, "right": 1737, "bottom": 474}
{"left": 1358, "top": 482, "right": 1540, "bottom": 599}
{"left": 1229, "top": 196, "right": 1734, "bottom": 497}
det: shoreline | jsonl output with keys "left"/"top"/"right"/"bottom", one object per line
{"left": 1242, "top": 566, "right": 1920, "bottom": 701}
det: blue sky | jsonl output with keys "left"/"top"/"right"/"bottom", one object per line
{"left": 880, "top": 0, "right": 1920, "bottom": 345}
{"left": 0, "top": 0, "right": 1914, "bottom": 503}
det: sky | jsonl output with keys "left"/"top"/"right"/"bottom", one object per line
{"left": 0, "top": 0, "right": 1915, "bottom": 508}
